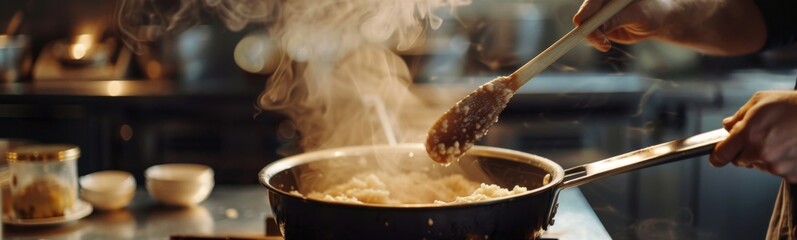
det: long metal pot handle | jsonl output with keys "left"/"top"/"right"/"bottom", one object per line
{"left": 561, "top": 128, "right": 729, "bottom": 189}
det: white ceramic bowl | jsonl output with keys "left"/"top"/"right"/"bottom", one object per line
{"left": 145, "top": 164, "right": 214, "bottom": 206}
{"left": 80, "top": 170, "right": 136, "bottom": 210}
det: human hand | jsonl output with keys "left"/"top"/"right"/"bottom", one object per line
{"left": 710, "top": 91, "right": 797, "bottom": 183}
{"left": 572, "top": 0, "right": 766, "bottom": 55}
{"left": 572, "top": 0, "right": 675, "bottom": 52}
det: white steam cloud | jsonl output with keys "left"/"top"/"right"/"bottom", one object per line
{"left": 118, "top": 0, "right": 471, "bottom": 151}
{"left": 264, "top": 0, "right": 471, "bottom": 150}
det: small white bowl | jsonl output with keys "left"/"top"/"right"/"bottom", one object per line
{"left": 145, "top": 163, "right": 214, "bottom": 206}
{"left": 80, "top": 170, "right": 136, "bottom": 210}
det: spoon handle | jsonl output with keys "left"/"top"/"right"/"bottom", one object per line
{"left": 510, "top": 0, "right": 634, "bottom": 87}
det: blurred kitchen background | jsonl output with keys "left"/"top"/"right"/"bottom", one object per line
{"left": 2, "top": 0, "right": 796, "bottom": 239}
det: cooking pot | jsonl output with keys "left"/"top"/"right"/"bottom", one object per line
{"left": 259, "top": 129, "right": 728, "bottom": 239}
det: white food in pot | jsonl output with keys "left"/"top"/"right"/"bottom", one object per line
{"left": 290, "top": 172, "right": 529, "bottom": 205}
{"left": 434, "top": 184, "right": 527, "bottom": 204}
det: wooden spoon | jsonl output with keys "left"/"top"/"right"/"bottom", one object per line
{"left": 425, "top": 0, "right": 634, "bottom": 164}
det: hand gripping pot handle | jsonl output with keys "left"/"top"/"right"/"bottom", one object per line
{"left": 562, "top": 128, "right": 729, "bottom": 189}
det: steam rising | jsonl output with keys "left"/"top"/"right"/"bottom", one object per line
{"left": 118, "top": 0, "right": 476, "bottom": 204}
{"left": 256, "top": 0, "right": 471, "bottom": 150}
{"left": 265, "top": 48, "right": 426, "bottom": 150}
{"left": 117, "top": 0, "right": 278, "bottom": 52}
{"left": 118, "top": 0, "right": 471, "bottom": 150}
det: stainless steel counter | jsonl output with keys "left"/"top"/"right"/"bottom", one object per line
{"left": 3, "top": 186, "right": 608, "bottom": 240}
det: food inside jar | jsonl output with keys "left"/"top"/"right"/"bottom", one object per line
{"left": 13, "top": 177, "right": 75, "bottom": 219}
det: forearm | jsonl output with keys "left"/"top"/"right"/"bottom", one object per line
{"left": 655, "top": 0, "right": 766, "bottom": 56}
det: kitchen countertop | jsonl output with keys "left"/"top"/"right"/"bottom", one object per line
{"left": 3, "top": 185, "right": 609, "bottom": 240}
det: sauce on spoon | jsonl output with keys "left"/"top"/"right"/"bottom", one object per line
{"left": 425, "top": 75, "right": 519, "bottom": 164}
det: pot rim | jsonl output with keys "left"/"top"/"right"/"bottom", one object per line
{"left": 258, "top": 143, "right": 565, "bottom": 209}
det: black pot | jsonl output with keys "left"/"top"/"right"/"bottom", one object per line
{"left": 260, "top": 129, "right": 728, "bottom": 239}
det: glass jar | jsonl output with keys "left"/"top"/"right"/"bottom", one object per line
{"left": 0, "top": 139, "right": 34, "bottom": 216}
{"left": 7, "top": 144, "right": 79, "bottom": 219}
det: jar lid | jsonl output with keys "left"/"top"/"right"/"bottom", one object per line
{"left": 0, "top": 139, "right": 35, "bottom": 165}
{"left": 7, "top": 144, "right": 80, "bottom": 162}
